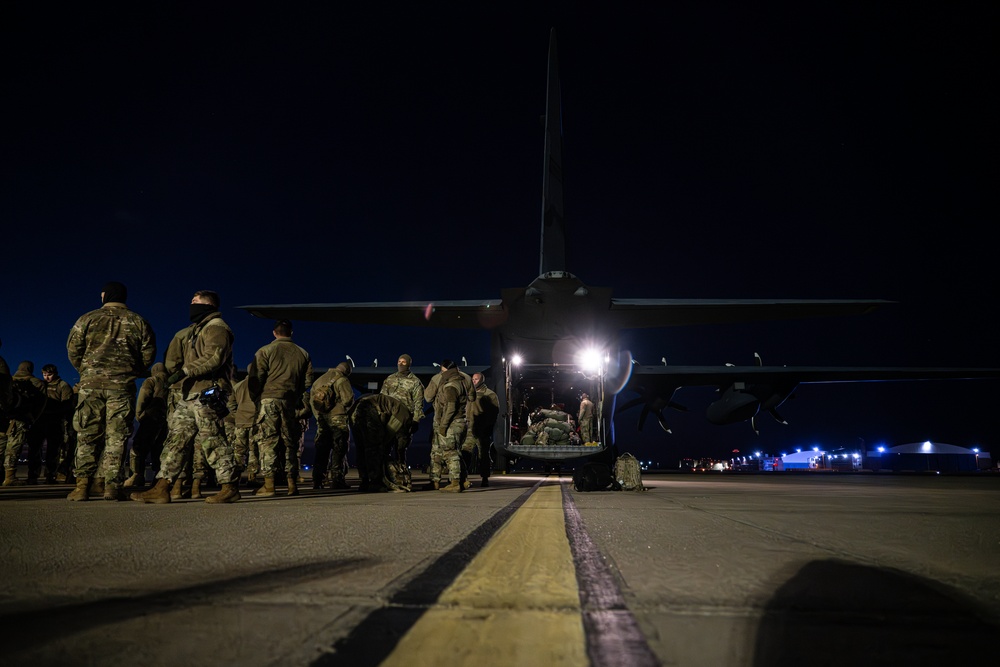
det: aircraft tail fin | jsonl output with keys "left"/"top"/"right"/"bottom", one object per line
{"left": 540, "top": 28, "right": 566, "bottom": 275}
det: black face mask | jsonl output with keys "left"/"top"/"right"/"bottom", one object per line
{"left": 189, "top": 303, "right": 216, "bottom": 323}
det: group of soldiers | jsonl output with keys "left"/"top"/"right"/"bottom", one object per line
{"left": 0, "top": 281, "right": 500, "bottom": 503}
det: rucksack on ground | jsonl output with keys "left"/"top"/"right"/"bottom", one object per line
{"left": 613, "top": 452, "right": 645, "bottom": 491}
{"left": 573, "top": 461, "right": 614, "bottom": 492}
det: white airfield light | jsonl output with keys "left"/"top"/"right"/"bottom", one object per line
{"left": 578, "top": 347, "right": 603, "bottom": 372}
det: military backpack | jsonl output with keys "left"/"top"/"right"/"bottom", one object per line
{"left": 613, "top": 452, "right": 645, "bottom": 491}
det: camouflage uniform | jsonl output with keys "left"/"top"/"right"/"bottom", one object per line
{"left": 350, "top": 393, "right": 413, "bottom": 492}
{"left": 67, "top": 298, "right": 156, "bottom": 489}
{"left": 250, "top": 336, "right": 313, "bottom": 484}
{"left": 29, "top": 370, "right": 73, "bottom": 483}
{"left": 226, "top": 372, "right": 260, "bottom": 481}
{"left": 127, "top": 362, "right": 169, "bottom": 484}
{"left": 431, "top": 366, "right": 470, "bottom": 488}
{"left": 578, "top": 394, "right": 595, "bottom": 443}
{"left": 3, "top": 362, "right": 47, "bottom": 484}
{"left": 463, "top": 377, "right": 499, "bottom": 484}
{"left": 0, "top": 350, "right": 10, "bottom": 477}
{"left": 310, "top": 363, "right": 354, "bottom": 489}
{"left": 381, "top": 356, "right": 424, "bottom": 474}
{"left": 425, "top": 368, "right": 475, "bottom": 485}
{"left": 160, "top": 329, "right": 196, "bottom": 487}
{"left": 157, "top": 311, "right": 235, "bottom": 485}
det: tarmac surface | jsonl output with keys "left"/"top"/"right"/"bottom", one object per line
{"left": 1, "top": 470, "right": 998, "bottom": 667}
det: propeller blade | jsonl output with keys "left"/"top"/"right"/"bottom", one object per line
{"left": 768, "top": 408, "right": 788, "bottom": 425}
{"left": 653, "top": 410, "right": 672, "bottom": 434}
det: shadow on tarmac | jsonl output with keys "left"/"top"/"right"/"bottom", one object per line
{"left": 753, "top": 559, "right": 998, "bottom": 667}
{"left": 0, "top": 558, "right": 369, "bottom": 653}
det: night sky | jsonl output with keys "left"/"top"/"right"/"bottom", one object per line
{"left": 4, "top": 3, "right": 997, "bottom": 463}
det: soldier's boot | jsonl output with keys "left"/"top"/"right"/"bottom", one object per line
{"left": 205, "top": 483, "right": 241, "bottom": 504}
{"left": 55, "top": 472, "right": 68, "bottom": 483}
{"left": 190, "top": 478, "right": 202, "bottom": 500}
{"left": 422, "top": 480, "right": 440, "bottom": 490}
{"left": 287, "top": 477, "right": 299, "bottom": 497}
{"left": 330, "top": 477, "right": 350, "bottom": 490}
{"left": 439, "top": 480, "right": 462, "bottom": 493}
{"left": 89, "top": 477, "right": 105, "bottom": 497}
{"left": 481, "top": 478, "right": 490, "bottom": 488}
{"left": 123, "top": 472, "right": 142, "bottom": 488}
{"left": 103, "top": 482, "right": 122, "bottom": 501}
{"left": 312, "top": 473, "right": 325, "bottom": 490}
{"left": 67, "top": 477, "right": 90, "bottom": 501}
{"left": 2, "top": 468, "right": 25, "bottom": 487}
{"left": 170, "top": 478, "right": 186, "bottom": 500}
{"left": 254, "top": 477, "right": 276, "bottom": 498}
{"left": 130, "top": 478, "right": 171, "bottom": 504}
{"left": 463, "top": 480, "right": 472, "bottom": 490}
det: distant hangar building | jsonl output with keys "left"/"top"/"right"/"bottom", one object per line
{"left": 866, "top": 442, "right": 989, "bottom": 472}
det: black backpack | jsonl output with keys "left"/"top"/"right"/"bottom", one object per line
{"left": 573, "top": 462, "right": 614, "bottom": 492}
{"left": 10, "top": 378, "right": 45, "bottom": 422}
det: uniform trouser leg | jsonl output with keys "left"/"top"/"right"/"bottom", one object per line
{"left": 312, "top": 423, "right": 331, "bottom": 485}
{"left": 257, "top": 398, "right": 297, "bottom": 482}
{"left": 73, "top": 388, "right": 135, "bottom": 485}
{"left": 3, "top": 420, "right": 27, "bottom": 472}
{"left": 429, "top": 424, "right": 443, "bottom": 483}
{"left": 441, "top": 420, "right": 465, "bottom": 482}
{"left": 158, "top": 400, "right": 198, "bottom": 482}
{"left": 0, "top": 418, "right": 10, "bottom": 472}
{"left": 479, "top": 441, "right": 493, "bottom": 479}
{"left": 194, "top": 404, "right": 236, "bottom": 485}
{"left": 328, "top": 418, "right": 349, "bottom": 483}
{"left": 231, "top": 426, "right": 251, "bottom": 480}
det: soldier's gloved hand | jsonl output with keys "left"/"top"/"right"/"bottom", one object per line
{"left": 166, "top": 370, "right": 186, "bottom": 386}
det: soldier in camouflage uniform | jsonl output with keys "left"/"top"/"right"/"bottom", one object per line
{"left": 225, "top": 364, "right": 259, "bottom": 486}
{"left": 249, "top": 320, "right": 314, "bottom": 498}
{"left": 32, "top": 364, "right": 74, "bottom": 484}
{"left": 3, "top": 361, "right": 47, "bottom": 486}
{"left": 123, "top": 362, "right": 169, "bottom": 487}
{"left": 380, "top": 353, "right": 424, "bottom": 470}
{"left": 431, "top": 360, "right": 470, "bottom": 492}
{"left": 350, "top": 392, "right": 413, "bottom": 492}
{"left": 131, "top": 289, "right": 238, "bottom": 504}
{"left": 424, "top": 363, "right": 475, "bottom": 489}
{"left": 310, "top": 361, "right": 355, "bottom": 489}
{"left": 463, "top": 372, "right": 499, "bottom": 488}
{"left": 0, "top": 340, "right": 11, "bottom": 478}
{"left": 66, "top": 282, "right": 156, "bottom": 500}
{"left": 578, "top": 392, "right": 595, "bottom": 444}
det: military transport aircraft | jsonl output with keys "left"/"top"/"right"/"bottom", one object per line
{"left": 239, "top": 30, "right": 996, "bottom": 470}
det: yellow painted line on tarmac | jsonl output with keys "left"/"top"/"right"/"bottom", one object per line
{"left": 379, "top": 482, "right": 587, "bottom": 666}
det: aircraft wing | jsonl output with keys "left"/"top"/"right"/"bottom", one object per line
{"left": 239, "top": 300, "right": 505, "bottom": 329}
{"left": 616, "top": 363, "right": 1000, "bottom": 432}
{"left": 607, "top": 299, "right": 892, "bottom": 328}
{"left": 625, "top": 364, "right": 1000, "bottom": 386}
